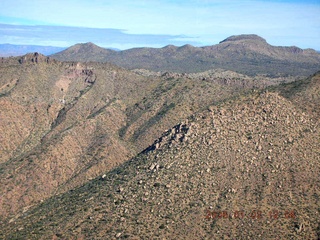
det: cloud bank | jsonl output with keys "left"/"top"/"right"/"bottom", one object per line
{"left": 0, "top": 24, "right": 200, "bottom": 49}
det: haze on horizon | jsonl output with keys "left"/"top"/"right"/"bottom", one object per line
{"left": 0, "top": 0, "right": 319, "bottom": 50}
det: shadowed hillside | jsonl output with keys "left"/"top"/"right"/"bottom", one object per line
{"left": 271, "top": 71, "right": 320, "bottom": 119}
{"left": 0, "top": 53, "right": 159, "bottom": 219}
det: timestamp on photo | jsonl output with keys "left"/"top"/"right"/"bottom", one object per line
{"left": 204, "top": 209, "right": 296, "bottom": 221}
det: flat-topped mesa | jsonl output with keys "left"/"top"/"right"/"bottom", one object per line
{"left": 18, "top": 52, "right": 53, "bottom": 64}
{"left": 219, "top": 34, "right": 267, "bottom": 44}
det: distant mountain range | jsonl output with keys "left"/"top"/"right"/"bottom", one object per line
{"left": 51, "top": 34, "right": 320, "bottom": 77}
{"left": 0, "top": 44, "right": 121, "bottom": 57}
{"left": 1, "top": 35, "right": 319, "bottom": 77}
{"left": 0, "top": 44, "right": 66, "bottom": 57}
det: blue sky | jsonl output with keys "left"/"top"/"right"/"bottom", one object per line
{"left": 0, "top": 0, "right": 319, "bottom": 50}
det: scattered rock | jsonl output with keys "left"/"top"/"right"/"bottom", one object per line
{"left": 116, "top": 232, "right": 122, "bottom": 238}
{"left": 149, "top": 163, "right": 157, "bottom": 170}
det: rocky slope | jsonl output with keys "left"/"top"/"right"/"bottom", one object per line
{"left": 1, "top": 73, "right": 319, "bottom": 239}
{"left": 51, "top": 34, "right": 320, "bottom": 77}
{"left": 0, "top": 53, "right": 157, "bottom": 219}
{"left": 274, "top": 71, "right": 320, "bottom": 119}
{"left": 0, "top": 53, "right": 295, "bottom": 221}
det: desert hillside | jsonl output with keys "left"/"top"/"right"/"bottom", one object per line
{"left": 1, "top": 72, "right": 319, "bottom": 239}
{"left": 0, "top": 53, "right": 296, "bottom": 221}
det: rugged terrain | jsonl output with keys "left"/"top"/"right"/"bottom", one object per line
{"left": 0, "top": 52, "right": 297, "bottom": 222}
{"left": 0, "top": 35, "right": 319, "bottom": 239}
{"left": 1, "top": 72, "right": 319, "bottom": 239}
{"left": 51, "top": 34, "right": 320, "bottom": 77}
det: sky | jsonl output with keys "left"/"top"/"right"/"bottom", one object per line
{"left": 0, "top": 0, "right": 319, "bottom": 50}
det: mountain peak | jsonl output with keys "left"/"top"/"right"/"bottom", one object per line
{"left": 163, "top": 44, "right": 177, "bottom": 49}
{"left": 81, "top": 42, "right": 98, "bottom": 47}
{"left": 51, "top": 42, "right": 115, "bottom": 62}
{"left": 71, "top": 42, "right": 103, "bottom": 50}
{"left": 18, "top": 52, "right": 52, "bottom": 64}
{"left": 178, "top": 44, "right": 195, "bottom": 50}
{"left": 219, "top": 34, "right": 267, "bottom": 44}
